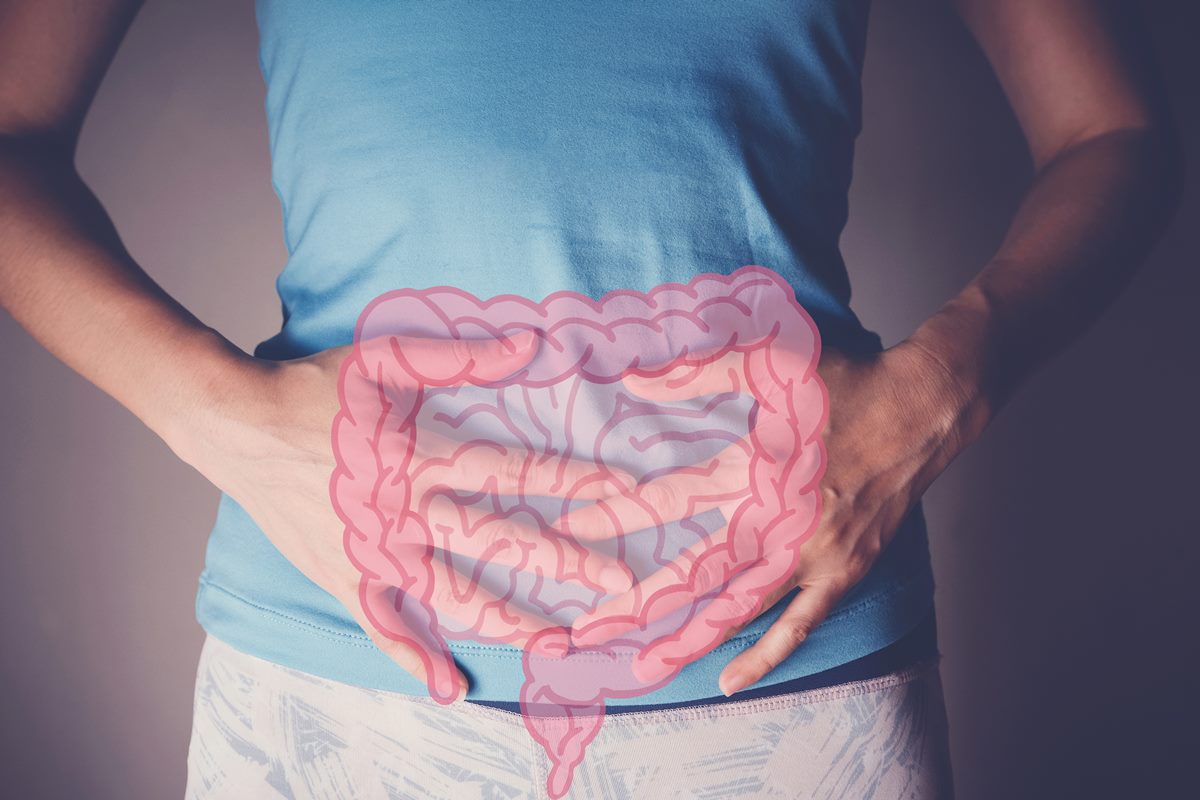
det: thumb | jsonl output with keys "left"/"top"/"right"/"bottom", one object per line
{"left": 622, "top": 347, "right": 747, "bottom": 401}
{"left": 387, "top": 328, "right": 539, "bottom": 386}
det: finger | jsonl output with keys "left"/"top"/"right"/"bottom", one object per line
{"left": 419, "top": 494, "right": 635, "bottom": 593}
{"left": 574, "top": 518, "right": 804, "bottom": 651}
{"left": 717, "top": 577, "right": 847, "bottom": 696}
{"left": 385, "top": 328, "right": 540, "bottom": 386}
{"left": 410, "top": 429, "right": 636, "bottom": 499}
{"left": 420, "top": 548, "right": 567, "bottom": 654}
{"left": 707, "top": 573, "right": 800, "bottom": 649}
{"left": 551, "top": 448, "right": 752, "bottom": 541}
{"left": 570, "top": 524, "right": 740, "bottom": 646}
{"left": 550, "top": 368, "right": 823, "bottom": 540}
{"left": 550, "top": 369, "right": 825, "bottom": 542}
{"left": 341, "top": 576, "right": 469, "bottom": 705}
{"left": 622, "top": 348, "right": 749, "bottom": 401}
{"left": 625, "top": 556, "right": 794, "bottom": 685}
{"left": 622, "top": 344, "right": 816, "bottom": 406}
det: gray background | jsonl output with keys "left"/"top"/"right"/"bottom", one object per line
{"left": 1, "top": 1, "right": 1195, "bottom": 797}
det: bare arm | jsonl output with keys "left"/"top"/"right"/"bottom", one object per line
{"left": 717, "top": 0, "right": 1183, "bottom": 694}
{"left": 0, "top": 2, "right": 629, "bottom": 701}
{"left": 0, "top": 0, "right": 248, "bottom": 450}
{"left": 910, "top": 0, "right": 1185, "bottom": 444}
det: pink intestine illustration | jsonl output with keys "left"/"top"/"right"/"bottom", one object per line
{"left": 329, "top": 264, "right": 828, "bottom": 797}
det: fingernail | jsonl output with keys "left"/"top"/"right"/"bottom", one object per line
{"left": 502, "top": 329, "right": 537, "bottom": 353}
{"left": 439, "top": 673, "right": 469, "bottom": 703}
{"left": 630, "top": 651, "right": 672, "bottom": 684}
{"left": 719, "top": 670, "right": 744, "bottom": 697}
{"left": 531, "top": 632, "right": 570, "bottom": 660}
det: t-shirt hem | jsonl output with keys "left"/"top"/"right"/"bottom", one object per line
{"left": 195, "top": 565, "right": 936, "bottom": 704}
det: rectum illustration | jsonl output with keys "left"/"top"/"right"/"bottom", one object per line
{"left": 329, "top": 264, "right": 828, "bottom": 798}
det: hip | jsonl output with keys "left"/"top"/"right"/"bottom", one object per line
{"left": 196, "top": 493, "right": 937, "bottom": 704}
{"left": 185, "top": 633, "right": 954, "bottom": 799}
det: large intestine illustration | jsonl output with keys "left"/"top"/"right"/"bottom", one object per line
{"left": 329, "top": 264, "right": 828, "bottom": 797}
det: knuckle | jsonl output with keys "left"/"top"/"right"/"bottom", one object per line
{"left": 819, "top": 482, "right": 851, "bottom": 507}
{"left": 839, "top": 548, "right": 877, "bottom": 585}
{"left": 449, "top": 337, "right": 476, "bottom": 366}
{"left": 498, "top": 455, "right": 528, "bottom": 486}
{"left": 482, "top": 521, "right": 518, "bottom": 550}
{"left": 746, "top": 648, "right": 783, "bottom": 674}
{"left": 802, "top": 534, "right": 874, "bottom": 581}
{"left": 779, "top": 616, "right": 814, "bottom": 645}
{"left": 805, "top": 572, "right": 849, "bottom": 598}
{"left": 692, "top": 563, "right": 720, "bottom": 595}
{"left": 724, "top": 590, "right": 761, "bottom": 622}
{"left": 842, "top": 554, "right": 871, "bottom": 583}
{"left": 861, "top": 538, "right": 884, "bottom": 564}
{"left": 639, "top": 482, "right": 680, "bottom": 514}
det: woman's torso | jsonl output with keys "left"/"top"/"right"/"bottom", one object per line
{"left": 194, "top": 0, "right": 936, "bottom": 704}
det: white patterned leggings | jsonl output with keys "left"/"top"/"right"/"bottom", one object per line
{"left": 185, "top": 635, "right": 955, "bottom": 799}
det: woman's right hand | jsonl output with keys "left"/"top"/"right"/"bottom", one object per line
{"left": 165, "top": 336, "right": 633, "bottom": 701}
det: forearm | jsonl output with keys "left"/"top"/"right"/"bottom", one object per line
{"left": 907, "top": 126, "right": 1183, "bottom": 447}
{"left": 0, "top": 135, "right": 250, "bottom": 446}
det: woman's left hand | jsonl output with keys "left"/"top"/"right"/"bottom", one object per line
{"left": 715, "top": 338, "right": 976, "bottom": 695}
{"left": 558, "top": 333, "right": 983, "bottom": 694}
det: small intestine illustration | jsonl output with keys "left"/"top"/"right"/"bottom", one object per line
{"left": 330, "top": 264, "right": 828, "bottom": 797}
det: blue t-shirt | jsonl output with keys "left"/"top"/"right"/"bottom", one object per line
{"left": 195, "top": 0, "right": 936, "bottom": 704}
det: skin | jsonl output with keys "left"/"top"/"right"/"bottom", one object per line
{"left": 0, "top": 0, "right": 1182, "bottom": 704}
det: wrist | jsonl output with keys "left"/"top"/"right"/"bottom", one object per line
{"left": 904, "top": 285, "right": 1002, "bottom": 450}
{"left": 153, "top": 327, "right": 270, "bottom": 465}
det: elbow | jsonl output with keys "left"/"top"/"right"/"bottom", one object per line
{"left": 0, "top": 130, "right": 77, "bottom": 169}
{"left": 1035, "top": 106, "right": 1185, "bottom": 215}
{"left": 0, "top": 132, "right": 81, "bottom": 197}
{"left": 1080, "top": 121, "right": 1185, "bottom": 233}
